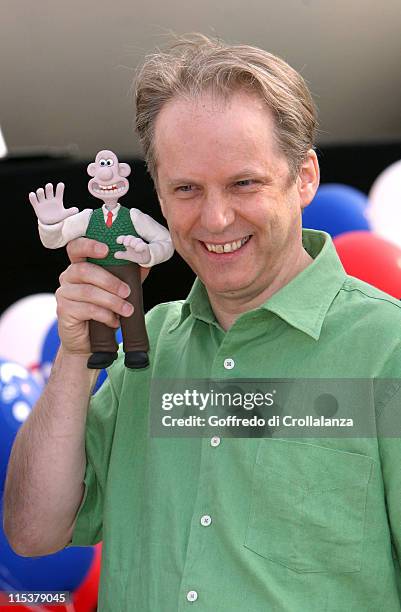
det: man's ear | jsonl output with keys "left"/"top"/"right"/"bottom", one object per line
{"left": 87, "top": 162, "right": 97, "bottom": 177}
{"left": 297, "top": 149, "right": 320, "bottom": 210}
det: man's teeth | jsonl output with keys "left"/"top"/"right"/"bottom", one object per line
{"left": 94, "top": 184, "right": 125, "bottom": 194}
{"left": 205, "top": 236, "right": 250, "bottom": 253}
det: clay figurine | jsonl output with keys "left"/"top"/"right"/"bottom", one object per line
{"left": 29, "top": 149, "right": 174, "bottom": 370}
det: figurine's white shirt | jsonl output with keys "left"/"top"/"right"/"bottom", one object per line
{"left": 101, "top": 202, "right": 121, "bottom": 222}
{"left": 38, "top": 204, "right": 174, "bottom": 267}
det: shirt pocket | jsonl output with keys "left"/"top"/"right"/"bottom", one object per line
{"left": 244, "top": 439, "right": 373, "bottom": 573}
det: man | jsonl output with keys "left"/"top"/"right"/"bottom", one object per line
{"left": 4, "top": 34, "right": 401, "bottom": 611}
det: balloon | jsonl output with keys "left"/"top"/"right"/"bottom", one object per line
{"left": 333, "top": 231, "right": 401, "bottom": 298}
{"left": 0, "top": 294, "right": 56, "bottom": 382}
{"left": 367, "top": 160, "right": 401, "bottom": 248}
{"left": 303, "top": 184, "right": 370, "bottom": 238}
{"left": 0, "top": 496, "right": 94, "bottom": 593}
{"left": 0, "top": 360, "right": 42, "bottom": 492}
{"left": 41, "top": 320, "right": 122, "bottom": 393}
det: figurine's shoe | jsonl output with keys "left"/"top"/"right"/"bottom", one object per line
{"left": 124, "top": 351, "right": 149, "bottom": 369}
{"left": 87, "top": 351, "right": 118, "bottom": 369}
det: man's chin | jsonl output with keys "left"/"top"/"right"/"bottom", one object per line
{"left": 192, "top": 262, "right": 253, "bottom": 295}
{"left": 202, "top": 278, "right": 250, "bottom": 297}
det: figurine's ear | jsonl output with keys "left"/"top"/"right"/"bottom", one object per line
{"left": 87, "top": 163, "right": 97, "bottom": 177}
{"left": 119, "top": 163, "right": 131, "bottom": 177}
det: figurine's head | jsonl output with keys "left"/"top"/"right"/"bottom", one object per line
{"left": 87, "top": 150, "right": 131, "bottom": 205}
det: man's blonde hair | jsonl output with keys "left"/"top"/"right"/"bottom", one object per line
{"left": 135, "top": 33, "right": 318, "bottom": 184}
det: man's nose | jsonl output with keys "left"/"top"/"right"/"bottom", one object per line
{"left": 200, "top": 190, "right": 235, "bottom": 234}
{"left": 97, "top": 167, "right": 114, "bottom": 181}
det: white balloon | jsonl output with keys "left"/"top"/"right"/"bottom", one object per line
{"left": 0, "top": 294, "right": 56, "bottom": 373}
{"left": 12, "top": 400, "right": 32, "bottom": 423}
{"left": 367, "top": 160, "right": 401, "bottom": 248}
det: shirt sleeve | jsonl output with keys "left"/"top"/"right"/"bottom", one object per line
{"left": 129, "top": 208, "right": 174, "bottom": 268}
{"left": 67, "top": 363, "right": 122, "bottom": 547}
{"left": 38, "top": 209, "right": 92, "bottom": 249}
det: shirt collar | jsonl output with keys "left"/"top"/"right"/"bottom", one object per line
{"left": 102, "top": 203, "right": 121, "bottom": 217}
{"left": 169, "top": 229, "right": 347, "bottom": 340}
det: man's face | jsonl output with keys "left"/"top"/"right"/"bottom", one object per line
{"left": 154, "top": 90, "right": 316, "bottom": 302}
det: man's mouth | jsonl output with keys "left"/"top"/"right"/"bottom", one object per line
{"left": 202, "top": 235, "right": 251, "bottom": 254}
{"left": 93, "top": 182, "right": 126, "bottom": 194}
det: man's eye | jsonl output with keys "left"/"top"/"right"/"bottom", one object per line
{"left": 177, "top": 185, "right": 194, "bottom": 192}
{"left": 236, "top": 179, "right": 255, "bottom": 187}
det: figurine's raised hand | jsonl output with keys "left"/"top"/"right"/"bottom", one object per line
{"left": 115, "top": 235, "right": 151, "bottom": 265}
{"left": 28, "top": 182, "right": 79, "bottom": 225}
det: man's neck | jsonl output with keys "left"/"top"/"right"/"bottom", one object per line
{"left": 208, "top": 247, "right": 314, "bottom": 331}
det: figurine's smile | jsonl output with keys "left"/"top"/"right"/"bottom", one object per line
{"left": 92, "top": 181, "right": 127, "bottom": 194}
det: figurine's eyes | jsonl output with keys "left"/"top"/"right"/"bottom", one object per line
{"left": 99, "top": 159, "right": 107, "bottom": 166}
{"left": 106, "top": 158, "right": 114, "bottom": 166}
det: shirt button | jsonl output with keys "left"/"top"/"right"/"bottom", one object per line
{"left": 224, "top": 358, "right": 235, "bottom": 370}
{"left": 200, "top": 514, "right": 212, "bottom": 527}
{"left": 210, "top": 436, "right": 221, "bottom": 447}
{"left": 186, "top": 590, "right": 198, "bottom": 602}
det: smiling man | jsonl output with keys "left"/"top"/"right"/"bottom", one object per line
{"left": 4, "top": 33, "right": 401, "bottom": 612}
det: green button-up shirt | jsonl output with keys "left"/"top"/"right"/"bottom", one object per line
{"left": 70, "top": 229, "right": 401, "bottom": 611}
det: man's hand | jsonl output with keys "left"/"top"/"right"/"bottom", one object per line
{"left": 56, "top": 238, "right": 150, "bottom": 354}
{"left": 115, "top": 235, "right": 151, "bottom": 265}
{"left": 28, "top": 182, "right": 79, "bottom": 225}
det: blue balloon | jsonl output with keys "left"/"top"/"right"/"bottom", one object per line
{"left": 302, "top": 183, "right": 370, "bottom": 238}
{"left": 0, "top": 360, "right": 42, "bottom": 492}
{"left": 0, "top": 495, "right": 93, "bottom": 592}
{"left": 40, "top": 320, "right": 122, "bottom": 393}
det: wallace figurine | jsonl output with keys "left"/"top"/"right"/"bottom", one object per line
{"left": 29, "top": 149, "right": 174, "bottom": 370}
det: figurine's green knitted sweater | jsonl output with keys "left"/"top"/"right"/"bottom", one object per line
{"left": 86, "top": 207, "right": 139, "bottom": 266}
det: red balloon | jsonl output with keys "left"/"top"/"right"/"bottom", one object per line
{"left": 333, "top": 231, "right": 401, "bottom": 299}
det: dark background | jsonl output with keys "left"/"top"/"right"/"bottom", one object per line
{"left": 2, "top": 141, "right": 401, "bottom": 315}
